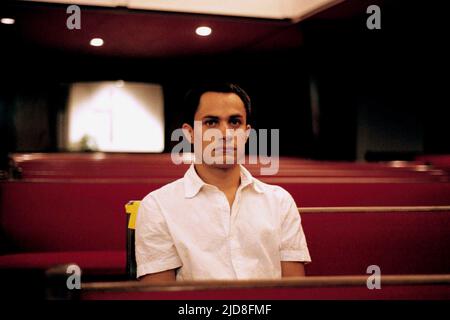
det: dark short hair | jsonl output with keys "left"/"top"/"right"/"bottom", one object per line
{"left": 181, "top": 83, "right": 252, "bottom": 126}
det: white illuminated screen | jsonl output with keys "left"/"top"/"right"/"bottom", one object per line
{"left": 67, "top": 81, "right": 164, "bottom": 152}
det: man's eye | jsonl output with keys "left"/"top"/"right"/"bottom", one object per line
{"left": 230, "top": 119, "right": 242, "bottom": 126}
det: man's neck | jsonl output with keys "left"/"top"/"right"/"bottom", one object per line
{"left": 194, "top": 163, "right": 241, "bottom": 192}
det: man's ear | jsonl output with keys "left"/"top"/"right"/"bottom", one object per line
{"left": 182, "top": 123, "right": 194, "bottom": 144}
{"left": 245, "top": 124, "right": 251, "bottom": 142}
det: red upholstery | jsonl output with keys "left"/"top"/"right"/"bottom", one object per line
{"left": 303, "top": 211, "right": 450, "bottom": 275}
{"left": 0, "top": 181, "right": 163, "bottom": 252}
{"left": 2, "top": 153, "right": 450, "bottom": 279}
{"left": 2, "top": 180, "right": 449, "bottom": 276}
{"left": 0, "top": 251, "right": 125, "bottom": 275}
{"left": 2, "top": 180, "right": 449, "bottom": 253}
{"left": 281, "top": 182, "right": 450, "bottom": 206}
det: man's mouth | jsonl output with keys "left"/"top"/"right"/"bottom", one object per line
{"left": 214, "top": 147, "right": 236, "bottom": 154}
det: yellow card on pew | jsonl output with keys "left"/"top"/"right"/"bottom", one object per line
{"left": 125, "top": 200, "right": 141, "bottom": 230}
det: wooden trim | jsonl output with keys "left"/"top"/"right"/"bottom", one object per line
{"left": 81, "top": 274, "right": 450, "bottom": 293}
{"left": 298, "top": 206, "right": 450, "bottom": 213}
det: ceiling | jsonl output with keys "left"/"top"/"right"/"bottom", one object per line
{"left": 21, "top": 0, "right": 343, "bottom": 20}
{"left": 0, "top": 0, "right": 378, "bottom": 59}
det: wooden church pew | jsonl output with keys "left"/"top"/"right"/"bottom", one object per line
{"left": 70, "top": 275, "right": 450, "bottom": 300}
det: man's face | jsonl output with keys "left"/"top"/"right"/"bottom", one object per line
{"left": 183, "top": 91, "right": 250, "bottom": 168}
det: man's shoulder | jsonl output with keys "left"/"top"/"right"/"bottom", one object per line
{"left": 249, "top": 177, "right": 297, "bottom": 214}
{"left": 142, "top": 177, "right": 185, "bottom": 204}
{"left": 251, "top": 176, "right": 294, "bottom": 202}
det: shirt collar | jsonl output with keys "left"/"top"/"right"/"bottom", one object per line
{"left": 183, "top": 164, "right": 264, "bottom": 198}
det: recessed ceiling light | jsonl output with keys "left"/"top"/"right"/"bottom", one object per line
{"left": 1, "top": 18, "right": 15, "bottom": 25}
{"left": 195, "top": 26, "right": 212, "bottom": 37}
{"left": 90, "top": 38, "right": 104, "bottom": 47}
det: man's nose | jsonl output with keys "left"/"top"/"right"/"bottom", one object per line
{"left": 218, "top": 121, "right": 228, "bottom": 135}
{"left": 218, "top": 122, "right": 233, "bottom": 141}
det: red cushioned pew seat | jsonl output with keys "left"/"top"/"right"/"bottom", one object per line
{"left": 2, "top": 180, "right": 450, "bottom": 277}
{"left": 0, "top": 250, "right": 125, "bottom": 276}
{"left": 302, "top": 209, "right": 450, "bottom": 276}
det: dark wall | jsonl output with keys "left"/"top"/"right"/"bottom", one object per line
{"left": 0, "top": 39, "right": 314, "bottom": 157}
{"left": 160, "top": 50, "right": 313, "bottom": 157}
{"left": 301, "top": 0, "right": 450, "bottom": 160}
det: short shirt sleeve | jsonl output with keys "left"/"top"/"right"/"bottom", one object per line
{"left": 279, "top": 191, "right": 312, "bottom": 263}
{"left": 135, "top": 195, "right": 183, "bottom": 278}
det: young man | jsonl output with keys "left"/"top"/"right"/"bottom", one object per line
{"left": 135, "top": 83, "right": 311, "bottom": 282}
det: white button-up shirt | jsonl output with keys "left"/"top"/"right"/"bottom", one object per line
{"left": 135, "top": 164, "right": 311, "bottom": 280}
